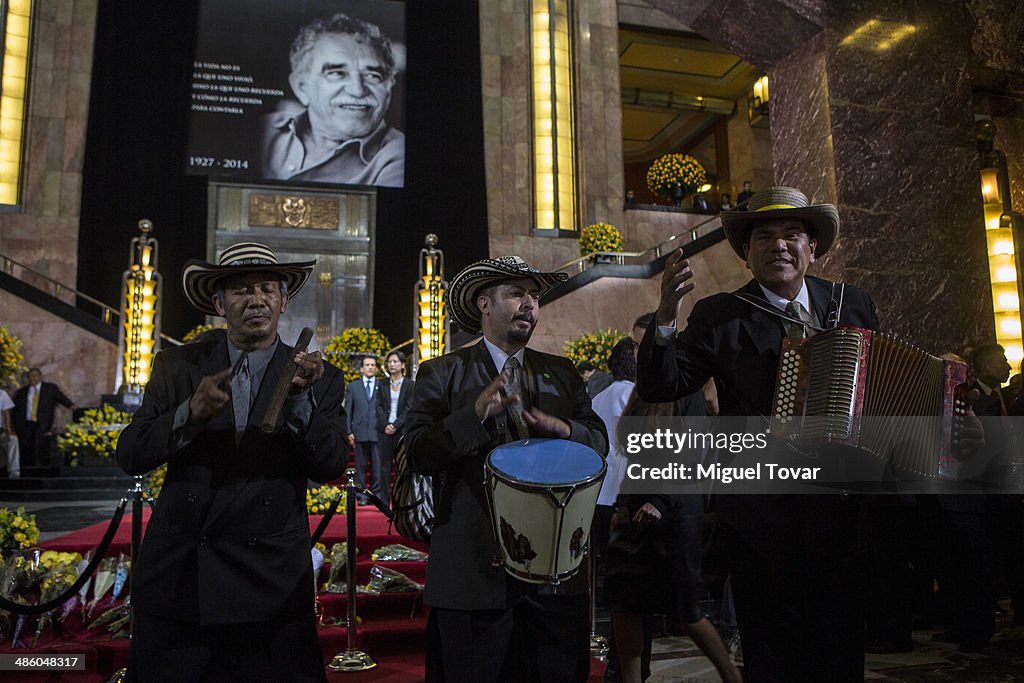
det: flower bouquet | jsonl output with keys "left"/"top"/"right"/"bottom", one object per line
{"left": 57, "top": 405, "right": 132, "bottom": 466}
{"left": 322, "top": 328, "right": 392, "bottom": 384}
{"left": 371, "top": 544, "right": 428, "bottom": 562}
{"left": 0, "top": 326, "right": 25, "bottom": 387}
{"left": 306, "top": 485, "right": 345, "bottom": 515}
{"left": 562, "top": 329, "right": 629, "bottom": 374}
{"left": 0, "top": 507, "right": 39, "bottom": 553}
{"left": 646, "top": 153, "right": 707, "bottom": 204}
{"left": 579, "top": 223, "right": 624, "bottom": 257}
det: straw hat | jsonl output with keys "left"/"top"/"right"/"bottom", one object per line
{"left": 721, "top": 186, "right": 838, "bottom": 259}
{"left": 182, "top": 242, "right": 315, "bottom": 316}
{"left": 447, "top": 256, "right": 567, "bottom": 333}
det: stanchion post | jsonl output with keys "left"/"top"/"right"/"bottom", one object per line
{"left": 327, "top": 468, "right": 376, "bottom": 672}
{"left": 588, "top": 536, "right": 608, "bottom": 658}
{"left": 108, "top": 475, "right": 145, "bottom": 683}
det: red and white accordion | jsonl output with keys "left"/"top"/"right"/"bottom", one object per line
{"left": 769, "top": 326, "right": 969, "bottom": 479}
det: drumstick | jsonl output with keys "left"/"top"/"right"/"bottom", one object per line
{"left": 261, "top": 327, "right": 315, "bottom": 433}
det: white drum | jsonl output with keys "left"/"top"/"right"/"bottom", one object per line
{"left": 484, "top": 438, "right": 605, "bottom": 584}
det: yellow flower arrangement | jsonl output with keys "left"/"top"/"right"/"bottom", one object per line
{"left": 562, "top": 329, "right": 629, "bottom": 374}
{"left": 38, "top": 550, "right": 83, "bottom": 597}
{"left": 322, "top": 328, "right": 392, "bottom": 384}
{"left": 306, "top": 485, "right": 345, "bottom": 515}
{"left": 0, "top": 325, "right": 26, "bottom": 388}
{"left": 57, "top": 404, "right": 133, "bottom": 466}
{"left": 147, "top": 464, "right": 167, "bottom": 499}
{"left": 579, "top": 222, "right": 624, "bottom": 257}
{"left": 646, "top": 153, "right": 708, "bottom": 200}
{"left": 182, "top": 323, "right": 226, "bottom": 343}
{"left": 0, "top": 506, "right": 40, "bottom": 552}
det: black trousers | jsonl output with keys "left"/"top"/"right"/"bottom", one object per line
{"left": 127, "top": 609, "right": 326, "bottom": 682}
{"left": 352, "top": 441, "right": 384, "bottom": 502}
{"left": 720, "top": 494, "right": 864, "bottom": 682}
{"left": 425, "top": 582, "right": 590, "bottom": 683}
{"left": 17, "top": 421, "right": 44, "bottom": 466}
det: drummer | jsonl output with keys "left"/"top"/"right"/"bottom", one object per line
{"left": 404, "top": 255, "right": 608, "bottom": 682}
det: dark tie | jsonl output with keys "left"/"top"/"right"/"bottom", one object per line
{"left": 991, "top": 389, "right": 1007, "bottom": 417}
{"left": 504, "top": 357, "right": 528, "bottom": 441}
{"left": 365, "top": 380, "right": 373, "bottom": 400}
{"left": 232, "top": 355, "right": 251, "bottom": 433}
{"left": 784, "top": 300, "right": 816, "bottom": 338}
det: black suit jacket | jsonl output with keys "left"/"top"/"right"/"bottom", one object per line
{"left": 376, "top": 378, "right": 414, "bottom": 435}
{"left": 404, "top": 341, "right": 608, "bottom": 610}
{"left": 638, "top": 276, "right": 879, "bottom": 416}
{"left": 13, "top": 382, "right": 73, "bottom": 433}
{"left": 116, "top": 334, "right": 346, "bottom": 625}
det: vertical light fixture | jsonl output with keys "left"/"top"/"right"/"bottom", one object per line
{"left": 977, "top": 115, "right": 1023, "bottom": 365}
{"left": 0, "top": 0, "right": 33, "bottom": 205}
{"left": 413, "top": 234, "right": 447, "bottom": 373}
{"left": 748, "top": 75, "right": 769, "bottom": 126}
{"left": 531, "top": 0, "right": 576, "bottom": 233}
{"left": 117, "top": 219, "right": 162, "bottom": 401}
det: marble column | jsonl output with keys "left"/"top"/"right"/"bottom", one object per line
{"left": 647, "top": 0, "right": 995, "bottom": 354}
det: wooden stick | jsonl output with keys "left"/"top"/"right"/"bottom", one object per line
{"left": 262, "top": 327, "right": 314, "bottom": 433}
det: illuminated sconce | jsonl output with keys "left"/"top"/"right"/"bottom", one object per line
{"left": 0, "top": 0, "right": 34, "bottom": 205}
{"left": 116, "top": 219, "right": 162, "bottom": 401}
{"left": 413, "top": 234, "right": 447, "bottom": 373}
{"left": 748, "top": 75, "right": 769, "bottom": 127}
{"left": 531, "top": 0, "right": 577, "bottom": 233}
{"left": 978, "top": 115, "right": 1024, "bottom": 366}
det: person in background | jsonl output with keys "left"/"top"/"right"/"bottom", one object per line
{"left": 346, "top": 355, "right": 383, "bottom": 505}
{"left": 0, "top": 387, "right": 20, "bottom": 478}
{"left": 13, "top": 367, "right": 75, "bottom": 466}
{"left": 577, "top": 360, "right": 613, "bottom": 399}
{"left": 606, "top": 394, "right": 741, "bottom": 683}
{"left": 719, "top": 193, "right": 734, "bottom": 211}
{"left": 375, "top": 350, "right": 414, "bottom": 506}
{"left": 736, "top": 180, "right": 754, "bottom": 209}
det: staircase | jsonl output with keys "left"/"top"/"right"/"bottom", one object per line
{"left": 543, "top": 211, "right": 725, "bottom": 305}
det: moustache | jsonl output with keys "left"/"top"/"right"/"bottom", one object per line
{"left": 243, "top": 308, "right": 271, "bottom": 321}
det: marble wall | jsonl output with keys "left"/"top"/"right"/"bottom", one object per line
{"left": 480, "top": 0, "right": 625, "bottom": 271}
{"left": 644, "top": 0, "right": 1005, "bottom": 357}
{"left": 0, "top": 0, "right": 116, "bottom": 407}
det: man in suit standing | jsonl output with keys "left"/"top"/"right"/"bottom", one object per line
{"left": 405, "top": 255, "right": 608, "bottom": 682}
{"left": 637, "top": 187, "right": 879, "bottom": 681}
{"left": 116, "top": 242, "right": 346, "bottom": 682}
{"left": 346, "top": 355, "right": 382, "bottom": 504}
{"left": 13, "top": 368, "right": 75, "bottom": 466}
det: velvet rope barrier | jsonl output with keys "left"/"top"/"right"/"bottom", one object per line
{"left": 309, "top": 490, "right": 343, "bottom": 547}
{"left": 0, "top": 497, "right": 129, "bottom": 615}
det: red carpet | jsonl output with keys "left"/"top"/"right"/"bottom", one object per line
{"left": 2, "top": 508, "right": 607, "bottom": 681}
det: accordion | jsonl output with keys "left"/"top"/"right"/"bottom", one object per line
{"left": 769, "top": 326, "right": 969, "bottom": 479}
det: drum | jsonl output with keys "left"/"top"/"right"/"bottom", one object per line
{"left": 484, "top": 438, "right": 606, "bottom": 584}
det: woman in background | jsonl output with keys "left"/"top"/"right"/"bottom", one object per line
{"left": 376, "top": 351, "right": 414, "bottom": 506}
{"left": 607, "top": 392, "right": 742, "bottom": 683}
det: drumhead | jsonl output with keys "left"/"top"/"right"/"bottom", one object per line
{"left": 488, "top": 438, "right": 604, "bottom": 486}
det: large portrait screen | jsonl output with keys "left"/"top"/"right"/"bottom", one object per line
{"left": 186, "top": 0, "right": 406, "bottom": 188}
